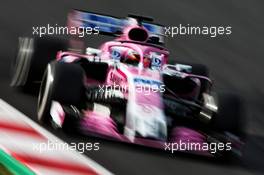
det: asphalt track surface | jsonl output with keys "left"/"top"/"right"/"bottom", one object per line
{"left": 1, "top": 0, "right": 264, "bottom": 175}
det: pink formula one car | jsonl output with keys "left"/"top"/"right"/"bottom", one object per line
{"left": 11, "top": 10, "right": 244, "bottom": 157}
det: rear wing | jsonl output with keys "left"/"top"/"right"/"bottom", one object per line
{"left": 67, "top": 10, "right": 165, "bottom": 44}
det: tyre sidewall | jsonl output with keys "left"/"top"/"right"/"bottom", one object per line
{"left": 37, "top": 62, "right": 84, "bottom": 124}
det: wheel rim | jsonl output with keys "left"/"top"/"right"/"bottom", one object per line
{"left": 37, "top": 64, "right": 53, "bottom": 121}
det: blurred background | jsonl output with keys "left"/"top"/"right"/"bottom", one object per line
{"left": 0, "top": 0, "right": 264, "bottom": 174}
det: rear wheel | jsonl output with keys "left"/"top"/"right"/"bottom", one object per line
{"left": 190, "top": 63, "right": 209, "bottom": 77}
{"left": 37, "top": 62, "right": 85, "bottom": 125}
{"left": 10, "top": 37, "right": 67, "bottom": 89}
{"left": 212, "top": 93, "right": 245, "bottom": 136}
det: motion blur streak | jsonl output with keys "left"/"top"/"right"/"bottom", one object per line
{"left": 0, "top": 0, "right": 264, "bottom": 175}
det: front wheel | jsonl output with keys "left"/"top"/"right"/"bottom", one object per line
{"left": 37, "top": 62, "right": 85, "bottom": 124}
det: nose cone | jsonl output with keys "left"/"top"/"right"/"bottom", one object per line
{"left": 125, "top": 90, "right": 167, "bottom": 141}
{"left": 124, "top": 72, "right": 167, "bottom": 141}
{"left": 133, "top": 104, "right": 167, "bottom": 140}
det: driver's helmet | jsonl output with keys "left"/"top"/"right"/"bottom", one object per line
{"left": 143, "top": 55, "right": 151, "bottom": 68}
{"left": 122, "top": 50, "right": 140, "bottom": 66}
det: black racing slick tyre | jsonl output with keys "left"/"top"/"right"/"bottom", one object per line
{"left": 212, "top": 93, "right": 245, "bottom": 136}
{"left": 189, "top": 63, "right": 209, "bottom": 77}
{"left": 37, "top": 62, "right": 85, "bottom": 124}
{"left": 10, "top": 36, "right": 67, "bottom": 89}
